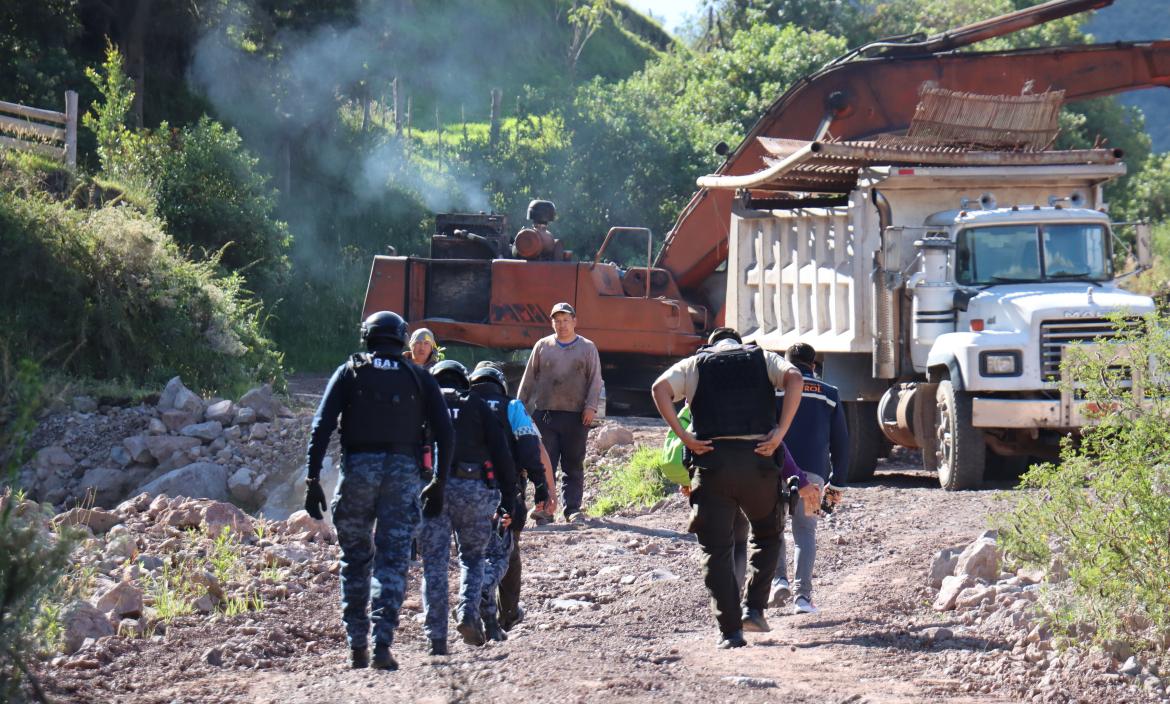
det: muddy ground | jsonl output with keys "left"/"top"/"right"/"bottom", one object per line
{"left": 36, "top": 415, "right": 1161, "bottom": 704}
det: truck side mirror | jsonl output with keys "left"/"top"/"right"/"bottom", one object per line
{"left": 953, "top": 288, "right": 977, "bottom": 312}
{"left": 1136, "top": 222, "right": 1152, "bottom": 269}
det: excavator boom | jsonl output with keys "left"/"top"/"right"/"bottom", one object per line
{"left": 658, "top": 2, "right": 1170, "bottom": 292}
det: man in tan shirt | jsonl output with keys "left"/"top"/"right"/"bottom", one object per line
{"left": 517, "top": 302, "right": 603, "bottom": 521}
{"left": 652, "top": 327, "right": 803, "bottom": 649}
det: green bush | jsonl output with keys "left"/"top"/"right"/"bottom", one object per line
{"left": 0, "top": 193, "right": 282, "bottom": 395}
{"left": 589, "top": 446, "right": 674, "bottom": 517}
{"left": 0, "top": 495, "right": 77, "bottom": 702}
{"left": 996, "top": 311, "right": 1170, "bottom": 649}
{"left": 153, "top": 117, "right": 292, "bottom": 291}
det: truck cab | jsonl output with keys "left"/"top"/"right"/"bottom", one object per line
{"left": 710, "top": 140, "right": 1153, "bottom": 489}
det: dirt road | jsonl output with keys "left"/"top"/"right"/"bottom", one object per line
{"left": 43, "top": 441, "right": 1045, "bottom": 704}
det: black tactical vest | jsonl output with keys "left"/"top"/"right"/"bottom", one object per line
{"left": 690, "top": 343, "right": 777, "bottom": 439}
{"left": 339, "top": 353, "right": 425, "bottom": 448}
{"left": 442, "top": 388, "right": 491, "bottom": 465}
{"left": 471, "top": 384, "right": 517, "bottom": 446}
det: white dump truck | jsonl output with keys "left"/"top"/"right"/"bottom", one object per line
{"left": 700, "top": 139, "right": 1154, "bottom": 489}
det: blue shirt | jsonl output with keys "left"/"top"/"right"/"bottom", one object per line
{"left": 776, "top": 369, "right": 850, "bottom": 486}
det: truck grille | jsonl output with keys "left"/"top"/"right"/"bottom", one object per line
{"left": 1039, "top": 317, "right": 1139, "bottom": 382}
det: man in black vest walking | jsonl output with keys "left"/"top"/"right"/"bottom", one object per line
{"left": 303, "top": 311, "right": 453, "bottom": 671}
{"left": 418, "top": 361, "right": 518, "bottom": 654}
{"left": 651, "top": 328, "right": 803, "bottom": 648}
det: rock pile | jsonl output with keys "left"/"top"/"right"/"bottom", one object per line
{"left": 929, "top": 532, "right": 1167, "bottom": 701}
{"left": 34, "top": 492, "right": 337, "bottom": 670}
{"left": 20, "top": 378, "right": 310, "bottom": 514}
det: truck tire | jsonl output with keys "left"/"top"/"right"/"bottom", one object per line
{"left": 935, "top": 380, "right": 985, "bottom": 490}
{"left": 843, "top": 401, "right": 883, "bottom": 483}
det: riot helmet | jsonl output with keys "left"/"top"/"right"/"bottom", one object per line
{"left": 469, "top": 362, "right": 508, "bottom": 395}
{"left": 360, "top": 311, "right": 408, "bottom": 350}
{"left": 431, "top": 359, "right": 470, "bottom": 390}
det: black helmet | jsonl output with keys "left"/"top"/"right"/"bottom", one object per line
{"left": 431, "top": 359, "right": 470, "bottom": 390}
{"left": 361, "top": 311, "right": 408, "bottom": 350}
{"left": 469, "top": 363, "right": 508, "bottom": 395}
{"left": 527, "top": 199, "right": 556, "bottom": 225}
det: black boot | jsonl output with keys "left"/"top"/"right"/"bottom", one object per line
{"left": 371, "top": 644, "right": 398, "bottom": 671}
{"left": 483, "top": 615, "right": 508, "bottom": 642}
{"left": 350, "top": 646, "right": 369, "bottom": 669}
{"left": 717, "top": 629, "right": 747, "bottom": 649}
{"left": 457, "top": 619, "right": 487, "bottom": 647}
{"left": 741, "top": 607, "right": 771, "bottom": 633}
{"left": 429, "top": 638, "right": 448, "bottom": 656}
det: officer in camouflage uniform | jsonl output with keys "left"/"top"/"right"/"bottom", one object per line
{"left": 303, "top": 311, "right": 453, "bottom": 670}
{"left": 469, "top": 362, "right": 550, "bottom": 639}
{"left": 417, "top": 360, "right": 518, "bottom": 654}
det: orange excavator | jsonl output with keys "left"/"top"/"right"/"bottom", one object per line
{"left": 363, "top": 0, "right": 1170, "bottom": 410}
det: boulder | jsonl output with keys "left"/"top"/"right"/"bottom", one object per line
{"left": 34, "top": 446, "right": 75, "bottom": 480}
{"left": 286, "top": 510, "right": 336, "bottom": 542}
{"left": 93, "top": 581, "right": 143, "bottom": 619}
{"left": 110, "top": 445, "right": 132, "bottom": 468}
{"left": 955, "top": 538, "right": 999, "bottom": 582}
{"left": 933, "top": 574, "right": 976, "bottom": 611}
{"left": 593, "top": 424, "right": 635, "bottom": 453}
{"left": 104, "top": 534, "right": 137, "bottom": 561}
{"left": 158, "top": 377, "right": 203, "bottom": 416}
{"left": 159, "top": 503, "right": 203, "bottom": 530}
{"left": 161, "top": 409, "right": 198, "bottom": 433}
{"left": 264, "top": 543, "right": 313, "bottom": 567}
{"left": 228, "top": 467, "right": 258, "bottom": 504}
{"left": 136, "top": 462, "right": 230, "bottom": 502}
{"left": 223, "top": 425, "right": 243, "bottom": 442}
{"left": 955, "top": 584, "right": 997, "bottom": 609}
{"left": 115, "top": 493, "right": 152, "bottom": 515}
{"left": 238, "top": 385, "right": 276, "bottom": 422}
{"left": 62, "top": 602, "right": 115, "bottom": 654}
{"left": 204, "top": 400, "right": 235, "bottom": 425}
{"left": 929, "top": 546, "right": 963, "bottom": 589}
{"left": 233, "top": 406, "right": 258, "bottom": 425}
{"left": 249, "top": 422, "right": 270, "bottom": 440}
{"left": 78, "top": 468, "right": 129, "bottom": 507}
{"left": 180, "top": 421, "right": 223, "bottom": 442}
{"left": 53, "top": 507, "right": 121, "bottom": 534}
{"left": 202, "top": 501, "right": 253, "bottom": 537}
{"left": 189, "top": 570, "right": 225, "bottom": 600}
{"left": 147, "top": 418, "right": 168, "bottom": 435}
{"left": 143, "top": 436, "right": 201, "bottom": 464}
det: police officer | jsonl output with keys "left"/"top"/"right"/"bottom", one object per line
{"left": 651, "top": 327, "right": 803, "bottom": 648}
{"left": 768, "top": 342, "right": 848, "bottom": 615}
{"left": 469, "top": 362, "right": 552, "bottom": 638}
{"left": 418, "top": 361, "right": 519, "bottom": 654}
{"left": 303, "top": 311, "right": 453, "bottom": 671}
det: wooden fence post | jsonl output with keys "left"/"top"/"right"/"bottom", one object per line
{"left": 393, "top": 78, "right": 402, "bottom": 136}
{"left": 489, "top": 89, "right": 502, "bottom": 147}
{"left": 64, "top": 90, "right": 78, "bottom": 169}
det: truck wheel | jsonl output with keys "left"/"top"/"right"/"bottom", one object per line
{"left": 935, "top": 380, "right": 985, "bottom": 490}
{"left": 843, "top": 401, "right": 883, "bottom": 483}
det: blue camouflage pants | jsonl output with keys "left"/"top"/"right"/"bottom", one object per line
{"left": 332, "top": 451, "right": 421, "bottom": 649}
{"left": 416, "top": 477, "right": 500, "bottom": 640}
{"left": 480, "top": 523, "right": 514, "bottom": 621}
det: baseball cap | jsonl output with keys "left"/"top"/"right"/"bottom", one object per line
{"left": 550, "top": 302, "right": 576, "bottom": 317}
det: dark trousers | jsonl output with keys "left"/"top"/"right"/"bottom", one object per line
{"left": 498, "top": 498, "right": 526, "bottom": 626}
{"left": 535, "top": 410, "right": 588, "bottom": 517}
{"left": 688, "top": 440, "right": 781, "bottom": 636}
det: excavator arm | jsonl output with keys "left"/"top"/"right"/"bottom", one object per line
{"left": 658, "top": 0, "right": 1170, "bottom": 291}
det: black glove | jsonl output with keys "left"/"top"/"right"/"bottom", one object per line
{"left": 304, "top": 479, "right": 327, "bottom": 520}
{"left": 420, "top": 479, "right": 445, "bottom": 518}
{"left": 499, "top": 493, "right": 517, "bottom": 523}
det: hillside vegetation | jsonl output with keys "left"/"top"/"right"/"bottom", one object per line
{"left": 1, "top": 0, "right": 1169, "bottom": 385}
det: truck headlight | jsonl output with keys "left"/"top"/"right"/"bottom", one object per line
{"left": 979, "top": 351, "right": 1022, "bottom": 377}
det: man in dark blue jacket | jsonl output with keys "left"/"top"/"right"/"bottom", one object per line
{"left": 769, "top": 342, "right": 848, "bottom": 615}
